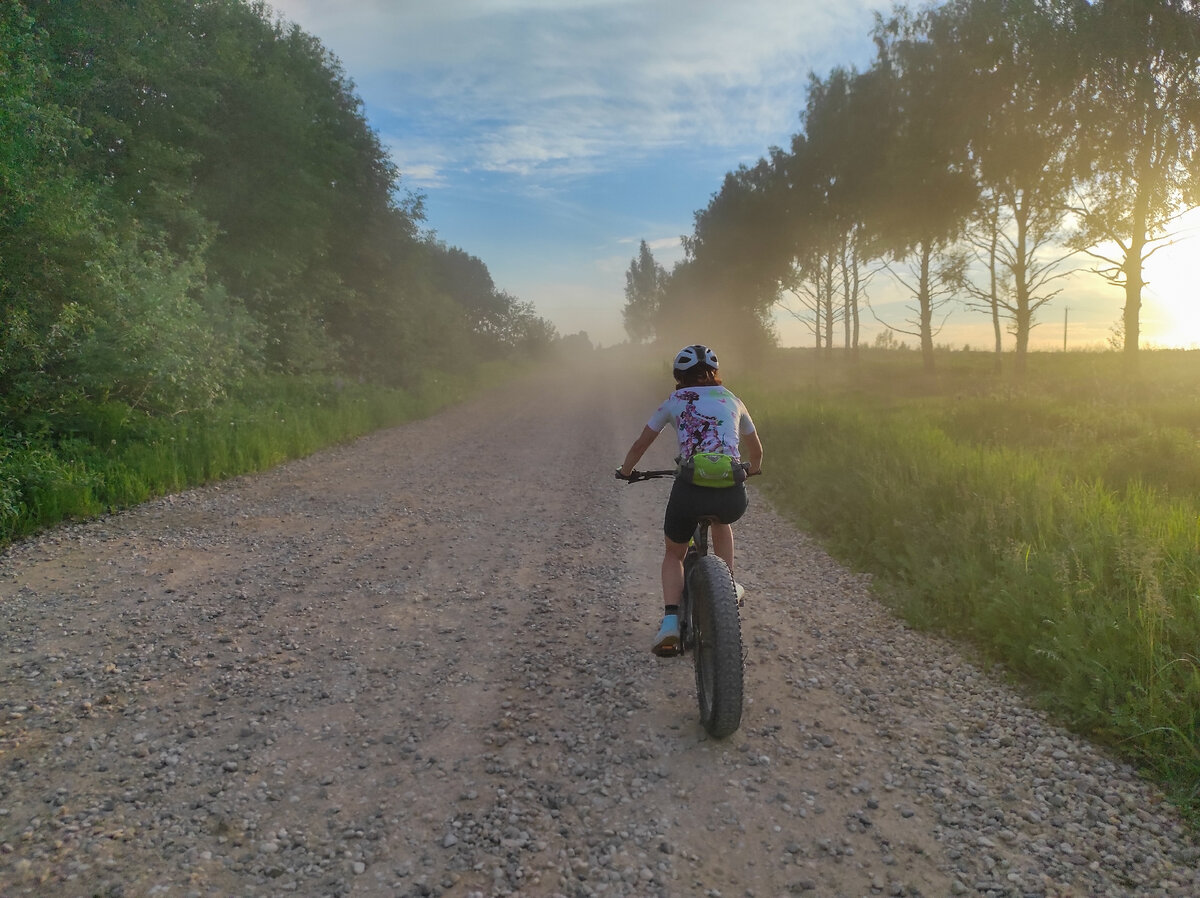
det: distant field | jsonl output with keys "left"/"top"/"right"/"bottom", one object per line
{"left": 740, "top": 347, "right": 1200, "bottom": 816}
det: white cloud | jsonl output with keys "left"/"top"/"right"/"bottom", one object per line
{"left": 267, "top": 0, "right": 879, "bottom": 184}
{"left": 647, "top": 236, "right": 685, "bottom": 254}
{"left": 265, "top": 1, "right": 886, "bottom": 345}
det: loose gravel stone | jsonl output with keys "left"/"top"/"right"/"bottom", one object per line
{"left": 0, "top": 370, "right": 1195, "bottom": 897}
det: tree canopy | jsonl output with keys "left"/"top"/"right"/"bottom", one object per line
{"left": 633, "top": 0, "right": 1199, "bottom": 371}
{"left": 1, "top": 0, "right": 558, "bottom": 435}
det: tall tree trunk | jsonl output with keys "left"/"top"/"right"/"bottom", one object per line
{"left": 918, "top": 241, "right": 935, "bottom": 373}
{"left": 1119, "top": 54, "right": 1162, "bottom": 374}
{"left": 986, "top": 204, "right": 1003, "bottom": 374}
{"left": 1012, "top": 201, "right": 1031, "bottom": 378}
{"left": 824, "top": 251, "right": 835, "bottom": 358}
{"left": 1122, "top": 188, "right": 1148, "bottom": 373}
{"left": 991, "top": 297, "right": 1003, "bottom": 373}
{"left": 851, "top": 255, "right": 861, "bottom": 361}
{"left": 1014, "top": 306, "right": 1030, "bottom": 377}
{"left": 841, "top": 238, "right": 852, "bottom": 351}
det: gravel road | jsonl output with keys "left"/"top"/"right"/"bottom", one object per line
{"left": 1, "top": 367, "right": 1196, "bottom": 898}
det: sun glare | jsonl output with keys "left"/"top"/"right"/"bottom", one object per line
{"left": 1141, "top": 208, "right": 1200, "bottom": 349}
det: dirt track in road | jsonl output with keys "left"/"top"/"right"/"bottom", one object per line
{"left": 1, "top": 366, "right": 1196, "bottom": 898}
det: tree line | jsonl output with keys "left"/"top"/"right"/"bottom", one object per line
{"left": 624, "top": 0, "right": 1199, "bottom": 373}
{"left": 1, "top": 0, "right": 562, "bottom": 440}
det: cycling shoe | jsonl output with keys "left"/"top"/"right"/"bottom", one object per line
{"left": 651, "top": 613, "right": 681, "bottom": 657}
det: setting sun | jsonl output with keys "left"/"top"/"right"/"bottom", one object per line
{"left": 1141, "top": 207, "right": 1200, "bottom": 349}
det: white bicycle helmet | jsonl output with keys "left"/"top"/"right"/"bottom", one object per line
{"left": 673, "top": 344, "right": 719, "bottom": 373}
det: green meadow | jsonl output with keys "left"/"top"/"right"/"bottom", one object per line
{"left": 741, "top": 348, "right": 1200, "bottom": 817}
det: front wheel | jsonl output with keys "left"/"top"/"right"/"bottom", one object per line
{"left": 687, "top": 555, "right": 744, "bottom": 738}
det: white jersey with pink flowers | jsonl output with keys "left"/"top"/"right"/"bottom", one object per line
{"left": 646, "top": 386, "right": 756, "bottom": 461}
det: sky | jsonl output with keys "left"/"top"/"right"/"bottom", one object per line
{"left": 265, "top": 0, "right": 1199, "bottom": 351}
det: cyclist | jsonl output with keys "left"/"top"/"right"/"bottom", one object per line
{"left": 616, "top": 344, "right": 763, "bottom": 656}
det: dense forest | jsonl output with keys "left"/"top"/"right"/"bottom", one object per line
{"left": 625, "top": 0, "right": 1200, "bottom": 374}
{"left": 1, "top": 0, "right": 561, "bottom": 440}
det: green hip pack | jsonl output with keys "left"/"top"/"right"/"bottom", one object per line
{"left": 676, "top": 453, "right": 747, "bottom": 488}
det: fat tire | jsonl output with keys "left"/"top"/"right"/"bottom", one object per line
{"left": 688, "top": 554, "right": 744, "bottom": 738}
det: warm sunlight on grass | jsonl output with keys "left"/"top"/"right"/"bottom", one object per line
{"left": 740, "top": 348, "right": 1200, "bottom": 817}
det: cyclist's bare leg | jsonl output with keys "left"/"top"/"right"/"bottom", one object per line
{"left": 711, "top": 523, "right": 734, "bottom": 573}
{"left": 661, "top": 538, "right": 688, "bottom": 608}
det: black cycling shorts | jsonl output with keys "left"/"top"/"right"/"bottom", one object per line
{"left": 663, "top": 478, "right": 749, "bottom": 545}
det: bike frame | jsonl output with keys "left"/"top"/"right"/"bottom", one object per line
{"left": 679, "top": 514, "right": 719, "bottom": 650}
{"left": 618, "top": 467, "right": 747, "bottom": 737}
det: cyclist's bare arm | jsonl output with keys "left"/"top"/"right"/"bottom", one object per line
{"left": 742, "top": 431, "right": 763, "bottom": 476}
{"left": 619, "top": 426, "right": 660, "bottom": 477}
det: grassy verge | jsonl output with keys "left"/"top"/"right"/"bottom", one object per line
{"left": 0, "top": 361, "right": 522, "bottom": 547}
{"left": 740, "top": 348, "right": 1200, "bottom": 817}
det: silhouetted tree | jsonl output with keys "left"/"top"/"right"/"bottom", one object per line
{"left": 865, "top": 9, "right": 979, "bottom": 372}
{"left": 622, "top": 240, "right": 665, "bottom": 343}
{"left": 930, "top": 0, "right": 1086, "bottom": 375}
{"left": 1069, "top": 0, "right": 1200, "bottom": 369}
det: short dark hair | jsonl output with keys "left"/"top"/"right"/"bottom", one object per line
{"left": 674, "top": 366, "right": 722, "bottom": 388}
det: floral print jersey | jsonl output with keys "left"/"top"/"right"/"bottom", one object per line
{"left": 647, "top": 386, "right": 756, "bottom": 461}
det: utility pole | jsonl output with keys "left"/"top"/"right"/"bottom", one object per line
{"left": 1063, "top": 306, "right": 1069, "bottom": 352}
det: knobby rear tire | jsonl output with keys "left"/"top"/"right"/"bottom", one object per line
{"left": 688, "top": 554, "right": 744, "bottom": 738}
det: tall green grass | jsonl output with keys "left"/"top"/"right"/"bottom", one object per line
{"left": 742, "top": 348, "right": 1200, "bottom": 815}
{"left": 0, "top": 363, "right": 516, "bottom": 546}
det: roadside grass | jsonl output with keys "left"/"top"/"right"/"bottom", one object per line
{"left": 740, "top": 347, "right": 1200, "bottom": 818}
{"left": 0, "top": 362, "right": 520, "bottom": 547}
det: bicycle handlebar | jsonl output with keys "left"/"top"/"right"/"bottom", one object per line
{"left": 615, "top": 465, "right": 759, "bottom": 484}
{"left": 614, "top": 468, "right": 676, "bottom": 483}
